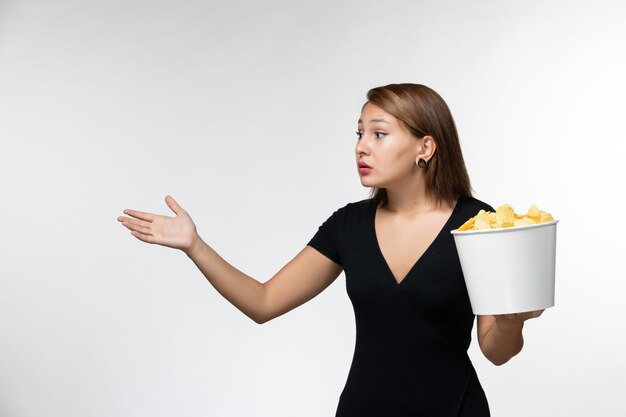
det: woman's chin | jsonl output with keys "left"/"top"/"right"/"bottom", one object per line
{"left": 359, "top": 180, "right": 379, "bottom": 188}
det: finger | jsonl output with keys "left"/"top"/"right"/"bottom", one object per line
{"left": 122, "top": 209, "right": 155, "bottom": 222}
{"left": 117, "top": 216, "right": 150, "bottom": 226}
{"left": 165, "top": 195, "right": 185, "bottom": 216}
{"left": 524, "top": 309, "right": 542, "bottom": 317}
{"left": 119, "top": 216, "right": 149, "bottom": 229}
{"left": 495, "top": 313, "right": 518, "bottom": 321}
{"left": 130, "top": 230, "right": 156, "bottom": 244}
{"left": 121, "top": 219, "right": 153, "bottom": 235}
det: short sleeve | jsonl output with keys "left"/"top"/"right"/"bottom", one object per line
{"left": 307, "top": 207, "right": 343, "bottom": 267}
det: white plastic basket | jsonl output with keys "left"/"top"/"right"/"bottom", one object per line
{"left": 451, "top": 220, "right": 558, "bottom": 315}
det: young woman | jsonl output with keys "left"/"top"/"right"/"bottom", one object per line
{"left": 117, "top": 83, "right": 544, "bottom": 416}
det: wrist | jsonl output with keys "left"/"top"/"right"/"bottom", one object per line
{"left": 184, "top": 233, "right": 203, "bottom": 258}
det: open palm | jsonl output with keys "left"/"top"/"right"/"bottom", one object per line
{"left": 117, "top": 195, "right": 198, "bottom": 253}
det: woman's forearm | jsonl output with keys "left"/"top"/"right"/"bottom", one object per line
{"left": 184, "top": 235, "right": 266, "bottom": 324}
{"left": 481, "top": 320, "right": 524, "bottom": 366}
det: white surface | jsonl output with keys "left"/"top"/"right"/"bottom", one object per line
{"left": 1, "top": 1, "right": 625, "bottom": 416}
{"left": 452, "top": 221, "right": 558, "bottom": 314}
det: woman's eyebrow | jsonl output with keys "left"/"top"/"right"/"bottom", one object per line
{"left": 357, "top": 118, "right": 390, "bottom": 124}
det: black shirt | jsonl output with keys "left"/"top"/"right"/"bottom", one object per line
{"left": 307, "top": 195, "right": 495, "bottom": 417}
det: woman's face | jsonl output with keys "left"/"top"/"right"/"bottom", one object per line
{"left": 355, "top": 102, "right": 425, "bottom": 188}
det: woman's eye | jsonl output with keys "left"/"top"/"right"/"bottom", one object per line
{"left": 356, "top": 131, "right": 386, "bottom": 140}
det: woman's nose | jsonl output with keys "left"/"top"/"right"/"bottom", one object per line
{"left": 355, "top": 139, "right": 369, "bottom": 154}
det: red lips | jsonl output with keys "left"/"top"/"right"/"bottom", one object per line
{"left": 358, "top": 161, "right": 372, "bottom": 168}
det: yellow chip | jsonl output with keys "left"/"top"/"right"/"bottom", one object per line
{"left": 458, "top": 217, "right": 475, "bottom": 231}
{"left": 527, "top": 204, "right": 541, "bottom": 219}
{"left": 539, "top": 211, "right": 554, "bottom": 222}
{"left": 474, "top": 218, "right": 491, "bottom": 230}
{"left": 513, "top": 217, "right": 537, "bottom": 227}
{"left": 475, "top": 209, "right": 490, "bottom": 222}
{"left": 495, "top": 204, "right": 515, "bottom": 228}
{"left": 457, "top": 203, "right": 554, "bottom": 231}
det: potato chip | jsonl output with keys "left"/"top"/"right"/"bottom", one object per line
{"left": 456, "top": 203, "right": 554, "bottom": 231}
{"left": 513, "top": 217, "right": 537, "bottom": 227}
{"left": 495, "top": 204, "right": 515, "bottom": 228}
{"left": 458, "top": 217, "right": 475, "bottom": 231}
{"left": 527, "top": 204, "right": 541, "bottom": 219}
{"left": 539, "top": 211, "right": 554, "bottom": 222}
{"left": 475, "top": 218, "right": 491, "bottom": 230}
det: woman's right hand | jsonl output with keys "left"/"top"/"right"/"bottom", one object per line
{"left": 117, "top": 195, "right": 200, "bottom": 254}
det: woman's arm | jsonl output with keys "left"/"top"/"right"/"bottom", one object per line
{"left": 184, "top": 237, "right": 267, "bottom": 323}
{"left": 185, "top": 237, "right": 343, "bottom": 324}
{"left": 119, "top": 195, "right": 343, "bottom": 325}
{"left": 477, "top": 310, "right": 544, "bottom": 366}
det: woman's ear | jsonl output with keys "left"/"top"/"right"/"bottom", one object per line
{"left": 417, "top": 135, "right": 436, "bottom": 160}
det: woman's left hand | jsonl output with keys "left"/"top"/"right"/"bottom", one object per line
{"left": 494, "top": 309, "right": 545, "bottom": 331}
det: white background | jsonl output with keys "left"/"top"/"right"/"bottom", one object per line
{"left": 1, "top": 0, "right": 625, "bottom": 416}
